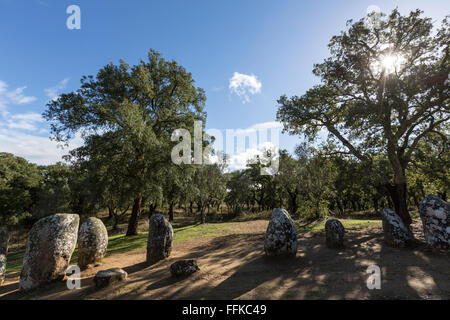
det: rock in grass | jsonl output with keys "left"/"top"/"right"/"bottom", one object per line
{"left": 170, "top": 259, "right": 199, "bottom": 277}
{"left": 325, "top": 219, "right": 345, "bottom": 248}
{"left": 381, "top": 209, "right": 411, "bottom": 247}
{"left": 0, "top": 230, "right": 9, "bottom": 285}
{"left": 264, "top": 208, "right": 298, "bottom": 258}
{"left": 19, "top": 214, "right": 79, "bottom": 291}
{"left": 146, "top": 214, "right": 173, "bottom": 265}
{"left": 419, "top": 195, "right": 450, "bottom": 250}
{"left": 77, "top": 217, "right": 108, "bottom": 269}
{"left": 93, "top": 268, "right": 127, "bottom": 288}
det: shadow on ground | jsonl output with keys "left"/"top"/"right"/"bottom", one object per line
{"left": 1, "top": 221, "right": 449, "bottom": 300}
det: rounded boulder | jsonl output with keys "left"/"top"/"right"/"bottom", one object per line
{"left": 381, "top": 209, "right": 411, "bottom": 247}
{"left": 77, "top": 217, "right": 108, "bottom": 269}
{"left": 19, "top": 214, "right": 79, "bottom": 291}
{"left": 419, "top": 195, "right": 450, "bottom": 250}
{"left": 264, "top": 208, "right": 298, "bottom": 258}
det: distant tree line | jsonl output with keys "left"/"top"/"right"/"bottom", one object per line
{"left": 0, "top": 139, "right": 447, "bottom": 231}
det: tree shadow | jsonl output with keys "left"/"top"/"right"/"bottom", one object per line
{"left": 2, "top": 224, "right": 448, "bottom": 300}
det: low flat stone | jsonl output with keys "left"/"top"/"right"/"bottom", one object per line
{"left": 170, "top": 259, "right": 199, "bottom": 277}
{"left": 93, "top": 268, "right": 127, "bottom": 288}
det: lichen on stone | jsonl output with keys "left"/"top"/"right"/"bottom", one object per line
{"left": 147, "top": 214, "right": 174, "bottom": 265}
{"left": 419, "top": 195, "right": 450, "bottom": 250}
{"left": 77, "top": 217, "right": 108, "bottom": 269}
{"left": 264, "top": 208, "right": 298, "bottom": 258}
{"left": 19, "top": 214, "right": 79, "bottom": 291}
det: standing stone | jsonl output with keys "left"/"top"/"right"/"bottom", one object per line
{"left": 419, "top": 195, "right": 450, "bottom": 250}
{"left": 264, "top": 208, "right": 298, "bottom": 258}
{"left": 146, "top": 214, "right": 173, "bottom": 265}
{"left": 19, "top": 214, "right": 79, "bottom": 291}
{"left": 78, "top": 217, "right": 108, "bottom": 269}
{"left": 381, "top": 208, "right": 411, "bottom": 247}
{"left": 325, "top": 219, "right": 345, "bottom": 248}
{"left": 0, "top": 230, "right": 9, "bottom": 285}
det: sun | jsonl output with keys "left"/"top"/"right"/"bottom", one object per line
{"left": 371, "top": 53, "right": 405, "bottom": 75}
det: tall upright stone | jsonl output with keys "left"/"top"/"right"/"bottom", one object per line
{"left": 19, "top": 214, "right": 79, "bottom": 291}
{"left": 325, "top": 219, "right": 345, "bottom": 248}
{"left": 0, "top": 230, "right": 9, "bottom": 285}
{"left": 381, "top": 208, "right": 411, "bottom": 247}
{"left": 78, "top": 217, "right": 108, "bottom": 269}
{"left": 264, "top": 208, "right": 298, "bottom": 258}
{"left": 146, "top": 214, "right": 173, "bottom": 265}
{"left": 419, "top": 195, "right": 450, "bottom": 250}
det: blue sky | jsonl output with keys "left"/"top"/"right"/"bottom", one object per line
{"left": 0, "top": 0, "right": 449, "bottom": 166}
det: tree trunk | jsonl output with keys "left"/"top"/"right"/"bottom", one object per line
{"left": 387, "top": 182, "right": 412, "bottom": 226}
{"left": 169, "top": 202, "right": 174, "bottom": 222}
{"left": 113, "top": 214, "right": 120, "bottom": 230}
{"left": 288, "top": 192, "right": 298, "bottom": 217}
{"left": 200, "top": 205, "right": 206, "bottom": 224}
{"left": 108, "top": 206, "right": 114, "bottom": 220}
{"left": 149, "top": 204, "right": 157, "bottom": 217}
{"left": 372, "top": 197, "right": 379, "bottom": 213}
{"left": 126, "top": 197, "right": 142, "bottom": 236}
{"left": 351, "top": 200, "right": 357, "bottom": 212}
{"left": 201, "top": 211, "right": 205, "bottom": 224}
{"left": 336, "top": 200, "right": 344, "bottom": 216}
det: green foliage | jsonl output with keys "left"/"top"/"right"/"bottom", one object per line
{"left": 43, "top": 49, "right": 207, "bottom": 234}
{"left": 192, "top": 160, "right": 228, "bottom": 222}
{"left": 32, "top": 163, "right": 72, "bottom": 219}
{"left": 0, "top": 153, "right": 42, "bottom": 228}
{"left": 277, "top": 9, "right": 449, "bottom": 224}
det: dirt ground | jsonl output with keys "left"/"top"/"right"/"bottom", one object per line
{"left": 1, "top": 220, "right": 449, "bottom": 300}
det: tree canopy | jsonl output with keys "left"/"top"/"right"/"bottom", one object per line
{"left": 277, "top": 9, "right": 449, "bottom": 225}
{"left": 43, "top": 49, "right": 207, "bottom": 235}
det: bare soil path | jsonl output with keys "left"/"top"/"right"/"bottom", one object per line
{"left": 1, "top": 220, "right": 449, "bottom": 300}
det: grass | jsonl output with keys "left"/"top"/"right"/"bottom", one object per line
{"left": 5, "top": 221, "right": 235, "bottom": 274}
{"left": 5, "top": 214, "right": 390, "bottom": 275}
{"left": 295, "top": 217, "right": 381, "bottom": 233}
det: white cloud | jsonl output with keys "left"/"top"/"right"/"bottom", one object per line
{"left": 0, "top": 79, "right": 84, "bottom": 165}
{"left": 44, "top": 78, "right": 70, "bottom": 101}
{"left": 0, "top": 128, "right": 83, "bottom": 165}
{"left": 229, "top": 72, "right": 262, "bottom": 103}
{"left": 228, "top": 141, "right": 278, "bottom": 171}
{"left": 5, "top": 112, "right": 45, "bottom": 131}
{"left": 0, "top": 80, "right": 37, "bottom": 117}
{"left": 204, "top": 121, "right": 281, "bottom": 171}
{"left": 0, "top": 81, "right": 44, "bottom": 131}
{"left": 234, "top": 121, "right": 282, "bottom": 135}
